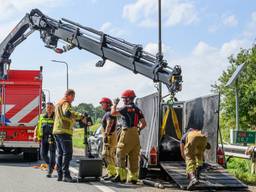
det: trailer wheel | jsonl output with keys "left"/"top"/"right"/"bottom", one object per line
{"left": 23, "top": 150, "right": 39, "bottom": 162}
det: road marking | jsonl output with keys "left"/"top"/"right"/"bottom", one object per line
{"left": 69, "top": 167, "right": 79, "bottom": 175}
{"left": 90, "top": 182, "right": 116, "bottom": 192}
{"left": 69, "top": 166, "right": 116, "bottom": 192}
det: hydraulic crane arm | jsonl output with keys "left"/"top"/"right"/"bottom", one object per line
{"left": 0, "top": 9, "right": 182, "bottom": 94}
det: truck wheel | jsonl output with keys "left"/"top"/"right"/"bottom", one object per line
{"left": 23, "top": 150, "right": 39, "bottom": 162}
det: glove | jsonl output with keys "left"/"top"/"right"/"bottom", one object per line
{"left": 113, "top": 97, "right": 120, "bottom": 105}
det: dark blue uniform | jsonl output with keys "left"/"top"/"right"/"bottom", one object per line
{"left": 119, "top": 103, "right": 144, "bottom": 128}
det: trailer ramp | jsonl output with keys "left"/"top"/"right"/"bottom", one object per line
{"left": 160, "top": 161, "right": 247, "bottom": 190}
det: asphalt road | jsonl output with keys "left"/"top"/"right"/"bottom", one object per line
{"left": 0, "top": 153, "right": 254, "bottom": 192}
{"left": 0, "top": 153, "right": 183, "bottom": 192}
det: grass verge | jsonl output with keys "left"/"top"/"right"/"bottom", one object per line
{"left": 73, "top": 123, "right": 100, "bottom": 149}
{"left": 227, "top": 157, "right": 256, "bottom": 185}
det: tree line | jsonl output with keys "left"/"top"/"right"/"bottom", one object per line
{"left": 73, "top": 103, "right": 104, "bottom": 123}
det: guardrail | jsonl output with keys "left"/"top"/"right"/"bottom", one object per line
{"left": 220, "top": 144, "right": 256, "bottom": 174}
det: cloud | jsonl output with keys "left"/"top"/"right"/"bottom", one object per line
{"left": 69, "top": 10, "right": 255, "bottom": 104}
{"left": 243, "top": 11, "right": 256, "bottom": 39}
{"left": 174, "top": 38, "right": 251, "bottom": 101}
{"left": 0, "top": 20, "right": 20, "bottom": 42}
{"left": 220, "top": 39, "right": 248, "bottom": 58}
{"left": 208, "top": 14, "right": 238, "bottom": 33}
{"left": 123, "top": 0, "right": 198, "bottom": 28}
{"left": 0, "top": 0, "right": 62, "bottom": 21}
{"left": 0, "top": 0, "right": 65, "bottom": 41}
{"left": 64, "top": 59, "right": 156, "bottom": 105}
{"left": 173, "top": 11, "right": 256, "bottom": 100}
{"left": 192, "top": 41, "right": 218, "bottom": 56}
{"left": 144, "top": 42, "right": 171, "bottom": 55}
{"left": 222, "top": 15, "right": 238, "bottom": 27}
{"left": 100, "top": 22, "right": 125, "bottom": 37}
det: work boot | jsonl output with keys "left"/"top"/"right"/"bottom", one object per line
{"left": 187, "top": 173, "right": 199, "bottom": 190}
{"left": 63, "top": 175, "right": 75, "bottom": 183}
{"left": 111, "top": 175, "right": 126, "bottom": 183}
{"left": 195, "top": 166, "right": 203, "bottom": 180}
{"left": 57, "top": 174, "right": 63, "bottom": 181}
{"left": 46, "top": 173, "right": 52, "bottom": 178}
{"left": 129, "top": 180, "right": 137, "bottom": 185}
{"left": 103, "top": 175, "right": 115, "bottom": 181}
{"left": 46, "top": 168, "right": 53, "bottom": 178}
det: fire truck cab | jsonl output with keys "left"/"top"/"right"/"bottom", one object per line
{"left": 0, "top": 68, "right": 43, "bottom": 161}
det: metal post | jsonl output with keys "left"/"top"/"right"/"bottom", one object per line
{"left": 235, "top": 79, "right": 239, "bottom": 131}
{"left": 51, "top": 60, "right": 69, "bottom": 90}
{"left": 158, "top": 0, "right": 162, "bottom": 55}
{"left": 157, "top": 0, "right": 163, "bottom": 151}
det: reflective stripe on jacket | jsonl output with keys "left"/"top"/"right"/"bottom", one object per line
{"left": 37, "top": 114, "right": 54, "bottom": 140}
{"left": 53, "top": 99, "right": 82, "bottom": 135}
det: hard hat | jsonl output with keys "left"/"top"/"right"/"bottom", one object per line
{"left": 121, "top": 89, "right": 136, "bottom": 98}
{"left": 99, "top": 97, "right": 112, "bottom": 105}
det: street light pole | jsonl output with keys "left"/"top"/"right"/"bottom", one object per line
{"left": 51, "top": 60, "right": 69, "bottom": 90}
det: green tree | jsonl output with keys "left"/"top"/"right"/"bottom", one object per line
{"left": 73, "top": 103, "right": 104, "bottom": 122}
{"left": 74, "top": 103, "right": 94, "bottom": 116}
{"left": 212, "top": 45, "right": 256, "bottom": 138}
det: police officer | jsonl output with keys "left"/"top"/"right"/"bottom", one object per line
{"left": 180, "top": 128, "right": 210, "bottom": 190}
{"left": 111, "top": 89, "right": 146, "bottom": 184}
{"left": 53, "top": 89, "right": 84, "bottom": 182}
{"left": 33, "top": 102, "right": 55, "bottom": 178}
{"left": 100, "top": 97, "right": 117, "bottom": 180}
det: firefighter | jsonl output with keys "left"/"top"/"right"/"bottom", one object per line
{"left": 180, "top": 128, "right": 210, "bottom": 190}
{"left": 53, "top": 89, "right": 84, "bottom": 182}
{"left": 33, "top": 102, "right": 55, "bottom": 178}
{"left": 99, "top": 97, "right": 118, "bottom": 180}
{"left": 111, "top": 89, "right": 146, "bottom": 184}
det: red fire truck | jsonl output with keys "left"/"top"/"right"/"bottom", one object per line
{"left": 0, "top": 68, "right": 42, "bottom": 161}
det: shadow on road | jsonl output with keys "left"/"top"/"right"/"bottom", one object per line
{"left": 0, "top": 153, "right": 41, "bottom": 167}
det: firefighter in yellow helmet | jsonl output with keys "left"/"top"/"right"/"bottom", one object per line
{"left": 99, "top": 97, "right": 118, "bottom": 180}
{"left": 180, "top": 128, "right": 210, "bottom": 190}
{"left": 33, "top": 102, "right": 55, "bottom": 178}
{"left": 111, "top": 89, "right": 146, "bottom": 184}
{"left": 53, "top": 89, "right": 84, "bottom": 182}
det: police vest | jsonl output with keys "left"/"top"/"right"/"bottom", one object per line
{"left": 37, "top": 114, "right": 54, "bottom": 140}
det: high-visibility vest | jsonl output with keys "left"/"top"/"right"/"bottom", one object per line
{"left": 53, "top": 100, "right": 82, "bottom": 135}
{"left": 37, "top": 114, "right": 54, "bottom": 140}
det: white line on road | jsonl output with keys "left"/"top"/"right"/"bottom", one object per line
{"left": 69, "top": 166, "right": 116, "bottom": 192}
{"left": 69, "top": 167, "right": 79, "bottom": 175}
{"left": 90, "top": 182, "right": 116, "bottom": 192}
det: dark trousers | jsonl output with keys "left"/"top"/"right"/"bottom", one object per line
{"left": 55, "top": 134, "right": 73, "bottom": 177}
{"left": 40, "top": 138, "right": 56, "bottom": 173}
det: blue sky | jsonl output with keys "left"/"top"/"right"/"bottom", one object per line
{"left": 1, "top": 0, "right": 256, "bottom": 105}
